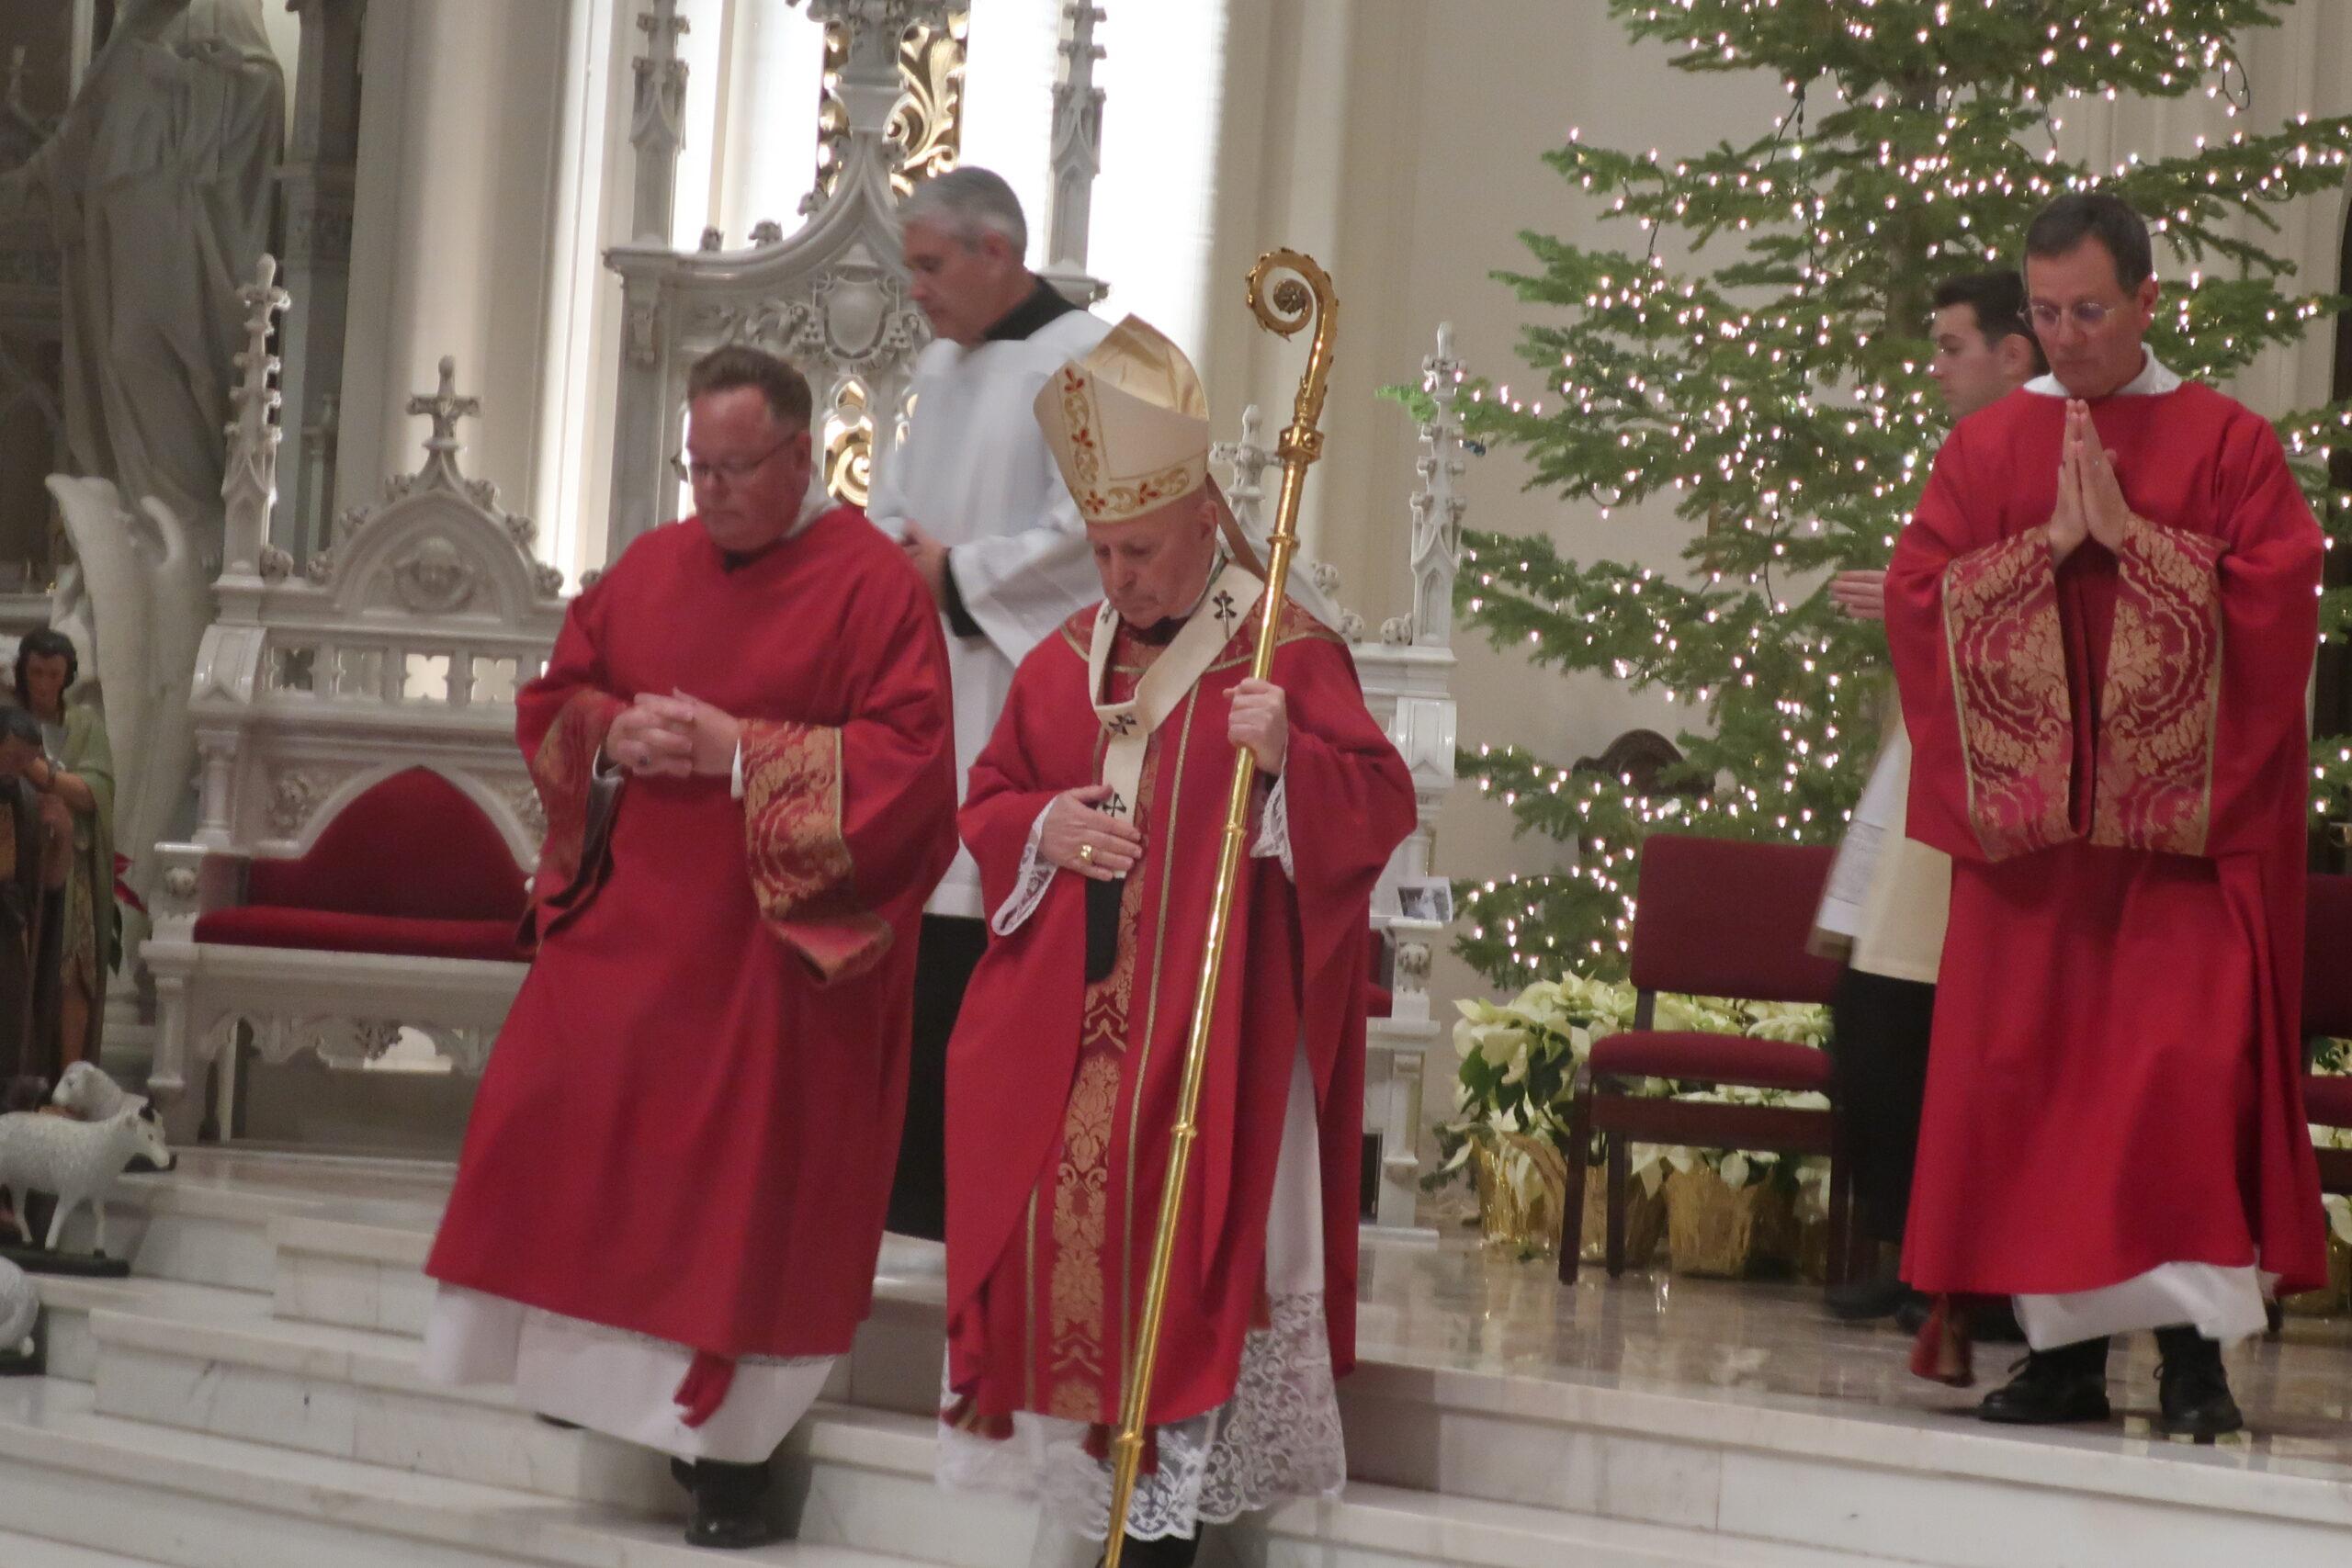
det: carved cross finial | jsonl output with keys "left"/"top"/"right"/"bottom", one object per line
{"left": 220, "top": 254, "right": 290, "bottom": 580}
{"left": 408, "top": 356, "right": 481, "bottom": 457}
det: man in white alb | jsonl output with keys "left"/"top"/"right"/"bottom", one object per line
{"left": 867, "top": 166, "right": 1111, "bottom": 1241}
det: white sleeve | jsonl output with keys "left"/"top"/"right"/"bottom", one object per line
{"left": 1250, "top": 773, "right": 1295, "bottom": 882}
{"left": 990, "top": 800, "right": 1062, "bottom": 935}
{"left": 950, "top": 450, "right": 1105, "bottom": 667}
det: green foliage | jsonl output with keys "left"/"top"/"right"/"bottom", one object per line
{"left": 1453, "top": 0, "right": 2352, "bottom": 983}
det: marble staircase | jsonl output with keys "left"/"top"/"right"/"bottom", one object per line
{"left": 4, "top": 1154, "right": 2350, "bottom": 1566}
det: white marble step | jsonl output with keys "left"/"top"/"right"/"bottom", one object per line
{"left": 784, "top": 1402, "right": 1901, "bottom": 1568}
{"left": 85, "top": 1295, "right": 690, "bottom": 1510}
{"left": 0, "top": 1379, "right": 932, "bottom": 1568}
{"left": 31, "top": 1273, "right": 264, "bottom": 1383}
{"left": 0, "top": 1529, "right": 173, "bottom": 1567}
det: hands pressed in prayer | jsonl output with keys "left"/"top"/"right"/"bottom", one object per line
{"left": 899, "top": 521, "right": 951, "bottom": 608}
{"left": 1042, "top": 784, "right": 1145, "bottom": 881}
{"left": 1829, "top": 570, "right": 1887, "bottom": 622}
{"left": 2070, "top": 402, "right": 2136, "bottom": 552}
{"left": 1227, "top": 678, "right": 1289, "bottom": 774}
{"left": 2046, "top": 401, "right": 2132, "bottom": 566}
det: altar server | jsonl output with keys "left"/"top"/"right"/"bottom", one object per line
{"left": 934, "top": 317, "right": 1416, "bottom": 1565}
{"left": 1816, "top": 270, "right": 2041, "bottom": 1326}
{"left": 1886, "top": 193, "right": 2326, "bottom": 1438}
{"left": 867, "top": 166, "right": 1112, "bottom": 1243}
{"left": 423, "top": 346, "right": 956, "bottom": 1549}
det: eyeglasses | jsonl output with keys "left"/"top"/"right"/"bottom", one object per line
{"left": 671, "top": 436, "right": 790, "bottom": 489}
{"left": 2028, "top": 300, "right": 2120, "bottom": 332}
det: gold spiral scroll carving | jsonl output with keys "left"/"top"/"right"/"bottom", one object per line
{"left": 813, "top": 10, "right": 970, "bottom": 203}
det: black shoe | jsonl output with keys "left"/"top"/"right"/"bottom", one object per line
{"left": 679, "top": 1458, "right": 778, "bottom": 1551}
{"left": 1826, "top": 1276, "right": 1915, "bottom": 1322}
{"left": 1097, "top": 1531, "right": 1202, "bottom": 1568}
{"left": 1976, "top": 1341, "right": 2112, "bottom": 1426}
{"left": 2154, "top": 1328, "right": 2244, "bottom": 1438}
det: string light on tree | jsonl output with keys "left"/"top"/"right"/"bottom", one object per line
{"left": 1423, "top": 0, "right": 2352, "bottom": 986}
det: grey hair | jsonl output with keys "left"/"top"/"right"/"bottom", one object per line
{"left": 899, "top": 166, "right": 1027, "bottom": 254}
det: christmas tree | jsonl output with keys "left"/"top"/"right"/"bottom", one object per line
{"left": 1447, "top": 0, "right": 2352, "bottom": 986}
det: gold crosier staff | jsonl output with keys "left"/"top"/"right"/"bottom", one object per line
{"left": 1100, "top": 249, "right": 1338, "bottom": 1568}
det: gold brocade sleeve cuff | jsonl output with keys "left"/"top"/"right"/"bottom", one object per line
{"left": 741, "top": 718, "right": 892, "bottom": 984}
{"left": 1941, "top": 528, "right": 2075, "bottom": 862}
{"left": 2090, "top": 519, "right": 2226, "bottom": 856}
{"left": 527, "top": 689, "right": 626, "bottom": 931}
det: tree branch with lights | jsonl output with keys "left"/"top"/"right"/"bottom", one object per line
{"left": 1445, "top": 0, "right": 2352, "bottom": 985}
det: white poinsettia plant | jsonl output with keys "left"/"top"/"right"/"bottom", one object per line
{"left": 1429, "top": 969, "right": 1832, "bottom": 1198}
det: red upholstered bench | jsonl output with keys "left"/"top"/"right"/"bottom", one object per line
{"left": 194, "top": 768, "right": 527, "bottom": 963}
{"left": 1558, "top": 832, "right": 1860, "bottom": 1284}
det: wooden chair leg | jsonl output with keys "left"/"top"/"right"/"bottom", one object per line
{"left": 1605, "top": 1114, "right": 1631, "bottom": 1279}
{"left": 1558, "top": 1063, "right": 1594, "bottom": 1284}
{"left": 1825, "top": 1155, "right": 1852, "bottom": 1289}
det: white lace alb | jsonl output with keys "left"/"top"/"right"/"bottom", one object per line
{"left": 933, "top": 1290, "right": 1345, "bottom": 1541}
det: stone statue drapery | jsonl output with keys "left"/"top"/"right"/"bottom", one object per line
{"left": 1, "top": 0, "right": 283, "bottom": 547}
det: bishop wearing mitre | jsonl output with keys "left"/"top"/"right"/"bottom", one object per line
{"left": 933, "top": 316, "right": 1417, "bottom": 1565}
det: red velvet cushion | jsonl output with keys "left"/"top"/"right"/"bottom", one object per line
{"left": 244, "top": 767, "right": 527, "bottom": 923}
{"left": 1626, "top": 835, "right": 1843, "bottom": 1005}
{"left": 1590, "top": 1029, "right": 1833, "bottom": 1093}
{"left": 2306, "top": 1074, "right": 2352, "bottom": 1129}
{"left": 197, "top": 905, "right": 526, "bottom": 964}
{"left": 2307, "top": 875, "right": 2352, "bottom": 1038}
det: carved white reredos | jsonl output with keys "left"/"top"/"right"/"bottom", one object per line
{"left": 604, "top": 2, "right": 966, "bottom": 553}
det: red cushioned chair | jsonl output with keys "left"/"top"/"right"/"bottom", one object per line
{"left": 194, "top": 768, "right": 528, "bottom": 963}
{"left": 2301, "top": 873, "right": 2352, "bottom": 1196}
{"left": 1557, "top": 833, "right": 1861, "bottom": 1284}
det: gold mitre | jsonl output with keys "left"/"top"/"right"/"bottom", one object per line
{"left": 1035, "top": 314, "right": 1212, "bottom": 527}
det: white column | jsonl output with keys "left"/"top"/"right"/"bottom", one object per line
{"left": 338, "top": 0, "right": 575, "bottom": 551}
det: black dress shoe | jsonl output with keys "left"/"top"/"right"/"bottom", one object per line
{"left": 2154, "top": 1328, "right": 2244, "bottom": 1438}
{"left": 1976, "top": 1340, "right": 2111, "bottom": 1426}
{"left": 1097, "top": 1530, "right": 1202, "bottom": 1567}
{"left": 678, "top": 1458, "right": 778, "bottom": 1551}
{"left": 1826, "top": 1276, "right": 1915, "bottom": 1322}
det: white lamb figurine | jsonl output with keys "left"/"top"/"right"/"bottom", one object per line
{"left": 0, "top": 1105, "right": 173, "bottom": 1256}
{"left": 51, "top": 1062, "right": 133, "bottom": 1122}
{"left": 0, "top": 1258, "right": 31, "bottom": 1354}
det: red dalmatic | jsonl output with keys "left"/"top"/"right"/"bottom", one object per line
{"left": 943, "top": 599, "right": 1415, "bottom": 1431}
{"left": 427, "top": 507, "right": 957, "bottom": 1359}
{"left": 1886, "top": 381, "right": 2327, "bottom": 1301}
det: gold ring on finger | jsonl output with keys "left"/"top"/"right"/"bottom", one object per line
{"left": 1079, "top": 842, "right": 1095, "bottom": 865}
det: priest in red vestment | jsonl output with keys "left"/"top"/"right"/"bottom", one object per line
{"left": 421, "top": 346, "right": 957, "bottom": 1549}
{"left": 1886, "top": 193, "right": 2325, "bottom": 1438}
{"left": 934, "top": 316, "right": 1415, "bottom": 1565}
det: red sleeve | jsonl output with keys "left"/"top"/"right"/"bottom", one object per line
{"left": 516, "top": 580, "right": 625, "bottom": 935}
{"left": 2091, "top": 418, "right": 2319, "bottom": 858}
{"left": 1886, "top": 426, "right": 2076, "bottom": 864}
{"left": 958, "top": 650, "right": 1069, "bottom": 920}
{"left": 741, "top": 567, "right": 958, "bottom": 984}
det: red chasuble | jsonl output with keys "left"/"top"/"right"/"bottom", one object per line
{"left": 1885, "top": 379, "right": 2327, "bottom": 1301}
{"left": 943, "top": 597, "right": 1415, "bottom": 1430}
{"left": 427, "top": 505, "right": 958, "bottom": 1359}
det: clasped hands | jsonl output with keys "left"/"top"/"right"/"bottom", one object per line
{"left": 1043, "top": 679, "right": 1289, "bottom": 880}
{"left": 602, "top": 691, "right": 741, "bottom": 779}
{"left": 2045, "top": 400, "right": 2138, "bottom": 566}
